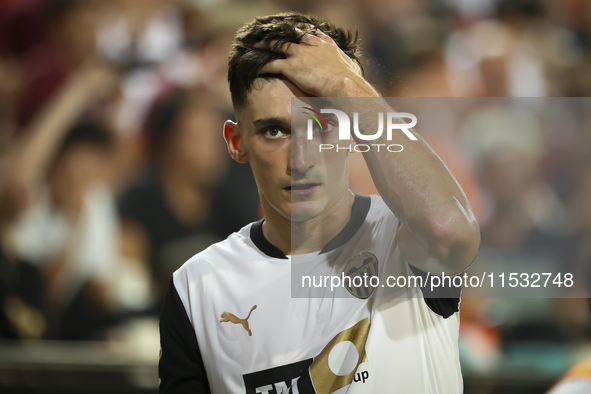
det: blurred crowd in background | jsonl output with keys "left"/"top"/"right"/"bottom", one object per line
{"left": 0, "top": 0, "right": 590, "bottom": 390}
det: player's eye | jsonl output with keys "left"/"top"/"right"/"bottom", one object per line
{"left": 263, "top": 127, "right": 287, "bottom": 139}
{"left": 317, "top": 114, "right": 338, "bottom": 134}
{"left": 311, "top": 120, "right": 336, "bottom": 134}
{"left": 325, "top": 120, "right": 337, "bottom": 132}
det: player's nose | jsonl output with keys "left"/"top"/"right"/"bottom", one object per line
{"left": 289, "top": 131, "right": 316, "bottom": 174}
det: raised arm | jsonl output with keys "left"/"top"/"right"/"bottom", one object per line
{"left": 258, "top": 29, "right": 480, "bottom": 275}
{"left": 347, "top": 98, "right": 480, "bottom": 275}
{"left": 0, "top": 64, "right": 117, "bottom": 222}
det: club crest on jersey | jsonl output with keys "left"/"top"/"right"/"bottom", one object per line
{"left": 344, "top": 252, "right": 378, "bottom": 299}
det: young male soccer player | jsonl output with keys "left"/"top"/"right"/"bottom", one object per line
{"left": 159, "top": 12, "right": 480, "bottom": 394}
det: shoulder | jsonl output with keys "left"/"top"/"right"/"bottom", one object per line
{"left": 173, "top": 222, "right": 255, "bottom": 281}
{"left": 367, "top": 194, "right": 391, "bottom": 214}
{"left": 170, "top": 221, "right": 258, "bottom": 324}
{"left": 365, "top": 194, "right": 400, "bottom": 230}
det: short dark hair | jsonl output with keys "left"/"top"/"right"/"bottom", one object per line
{"left": 57, "top": 116, "right": 114, "bottom": 157}
{"left": 228, "top": 12, "right": 363, "bottom": 110}
{"left": 144, "top": 89, "right": 190, "bottom": 156}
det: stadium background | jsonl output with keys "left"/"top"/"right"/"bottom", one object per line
{"left": 0, "top": 0, "right": 590, "bottom": 393}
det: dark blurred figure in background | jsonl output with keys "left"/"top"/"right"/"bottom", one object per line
{"left": 15, "top": 0, "right": 103, "bottom": 127}
{"left": 13, "top": 117, "right": 119, "bottom": 340}
{"left": 0, "top": 64, "right": 121, "bottom": 341}
{"left": 0, "top": 170, "right": 45, "bottom": 340}
{"left": 118, "top": 88, "right": 259, "bottom": 314}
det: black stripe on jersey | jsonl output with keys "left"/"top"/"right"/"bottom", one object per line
{"left": 250, "top": 194, "right": 371, "bottom": 259}
{"left": 320, "top": 195, "right": 371, "bottom": 254}
{"left": 407, "top": 264, "right": 461, "bottom": 319}
{"left": 250, "top": 220, "right": 289, "bottom": 259}
{"left": 159, "top": 278, "right": 211, "bottom": 393}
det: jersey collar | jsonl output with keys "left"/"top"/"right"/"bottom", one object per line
{"left": 250, "top": 194, "right": 371, "bottom": 259}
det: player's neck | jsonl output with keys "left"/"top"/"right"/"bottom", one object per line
{"left": 261, "top": 192, "right": 355, "bottom": 255}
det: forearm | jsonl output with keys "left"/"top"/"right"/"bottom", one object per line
{"left": 339, "top": 91, "right": 479, "bottom": 271}
{"left": 368, "top": 132, "right": 478, "bottom": 270}
{"left": 17, "top": 86, "right": 87, "bottom": 186}
{"left": 257, "top": 29, "right": 480, "bottom": 271}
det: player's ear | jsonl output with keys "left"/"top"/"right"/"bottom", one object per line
{"left": 223, "top": 120, "right": 248, "bottom": 163}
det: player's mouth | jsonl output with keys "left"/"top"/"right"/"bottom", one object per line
{"left": 285, "top": 183, "right": 320, "bottom": 196}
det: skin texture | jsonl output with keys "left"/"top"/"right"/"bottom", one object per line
{"left": 225, "top": 79, "right": 353, "bottom": 254}
{"left": 224, "top": 27, "right": 480, "bottom": 274}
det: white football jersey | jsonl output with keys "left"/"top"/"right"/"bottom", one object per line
{"left": 159, "top": 194, "right": 462, "bottom": 394}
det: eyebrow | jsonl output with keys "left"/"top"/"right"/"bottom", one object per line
{"left": 252, "top": 117, "right": 291, "bottom": 128}
{"left": 322, "top": 113, "right": 338, "bottom": 122}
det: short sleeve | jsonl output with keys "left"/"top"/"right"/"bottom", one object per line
{"left": 159, "top": 278, "right": 211, "bottom": 394}
{"left": 407, "top": 264, "right": 461, "bottom": 319}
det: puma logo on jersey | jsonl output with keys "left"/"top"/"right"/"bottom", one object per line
{"left": 219, "top": 305, "right": 257, "bottom": 336}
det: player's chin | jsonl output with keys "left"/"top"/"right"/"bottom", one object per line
{"left": 280, "top": 184, "right": 326, "bottom": 221}
{"left": 288, "top": 199, "right": 326, "bottom": 222}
